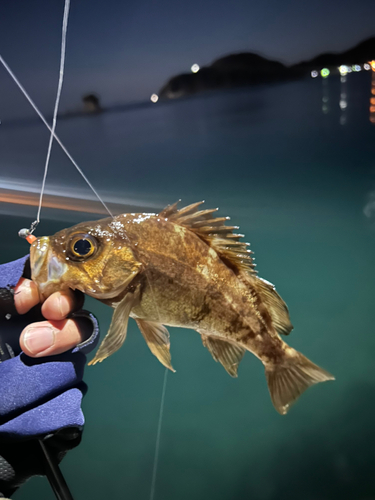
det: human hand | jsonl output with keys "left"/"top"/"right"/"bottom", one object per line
{"left": 14, "top": 278, "right": 86, "bottom": 358}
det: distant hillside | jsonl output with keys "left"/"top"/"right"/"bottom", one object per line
{"left": 159, "top": 53, "right": 290, "bottom": 99}
{"left": 294, "top": 36, "right": 375, "bottom": 71}
{"left": 159, "top": 36, "right": 375, "bottom": 99}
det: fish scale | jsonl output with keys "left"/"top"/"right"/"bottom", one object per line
{"left": 29, "top": 201, "right": 334, "bottom": 414}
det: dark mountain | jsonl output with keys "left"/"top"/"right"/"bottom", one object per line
{"left": 159, "top": 53, "right": 290, "bottom": 99}
{"left": 159, "top": 36, "right": 375, "bottom": 99}
{"left": 293, "top": 36, "right": 375, "bottom": 74}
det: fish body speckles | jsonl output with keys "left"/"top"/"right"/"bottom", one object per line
{"left": 30, "top": 201, "right": 334, "bottom": 414}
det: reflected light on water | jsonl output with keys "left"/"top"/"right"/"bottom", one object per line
{"left": 321, "top": 77, "right": 329, "bottom": 114}
{"left": 315, "top": 60, "right": 375, "bottom": 125}
{"left": 371, "top": 70, "right": 375, "bottom": 124}
{"left": 339, "top": 74, "right": 348, "bottom": 125}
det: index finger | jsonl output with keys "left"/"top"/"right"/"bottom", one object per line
{"left": 14, "top": 278, "right": 40, "bottom": 315}
{"left": 41, "top": 290, "right": 78, "bottom": 321}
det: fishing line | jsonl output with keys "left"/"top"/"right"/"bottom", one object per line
{"left": 150, "top": 367, "right": 168, "bottom": 500}
{"left": 35, "top": 0, "right": 70, "bottom": 230}
{"left": 142, "top": 265, "right": 168, "bottom": 500}
{"left": 3, "top": 4, "right": 168, "bottom": 498}
{"left": 0, "top": 60, "right": 113, "bottom": 223}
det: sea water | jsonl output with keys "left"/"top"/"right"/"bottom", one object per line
{"left": 1, "top": 72, "right": 375, "bottom": 500}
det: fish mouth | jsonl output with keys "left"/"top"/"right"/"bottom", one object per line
{"left": 30, "top": 236, "right": 68, "bottom": 299}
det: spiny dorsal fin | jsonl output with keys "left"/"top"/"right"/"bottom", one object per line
{"left": 255, "top": 278, "right": 293, "bottom": 336}
{"left": 159, "top": 200, "right": 199, "bottom": 218}
{"left": 201, "top": 334, "right": 246, "bottom": 377}
{"left": 160, "top": 201, "right": 256, "bottom": 277}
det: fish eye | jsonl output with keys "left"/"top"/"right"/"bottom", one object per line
{"left": 68, "top": 234, "right": 97, "bottom": 260}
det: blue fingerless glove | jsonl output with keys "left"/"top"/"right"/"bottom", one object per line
{"left": 0, "top": 255, "right": 99, "bottom": 440}
{"left": 0, "top": 255, "right": 100, "bottom": 497}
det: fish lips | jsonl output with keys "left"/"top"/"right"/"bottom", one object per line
{"left": 30, "top": 236, "right": 68, "bottom": 299}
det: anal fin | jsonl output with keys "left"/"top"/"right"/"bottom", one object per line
{"left": 88, "top": 288, "right": 140, "bottom": 366}
{"left": 136, "top": 319, "right": 175, "bottom": 372}
{"left": 201, "top": 334, "right": 246, "bottom": 377}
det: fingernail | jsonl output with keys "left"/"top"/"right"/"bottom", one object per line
{"left": 58, "top": 295, "right": 63, "bottom": 317}
{"left": 58, "top": 294, "right": 70, "bottom": 317}
{"left": 24, "top": 326, "right": 55, "bottom": 355}
{"left": 19, "top": 279, "right": 32, "bottom": 298}
{"left": 19, "top": 280, "right": 38, "bottom": 304}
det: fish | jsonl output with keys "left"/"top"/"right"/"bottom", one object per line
{"left": 29, "top": 201, "right": 334, "bottom": 414}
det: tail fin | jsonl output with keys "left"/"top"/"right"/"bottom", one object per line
{"left": 265, "top": 349, "right": 334, "bottom": 415}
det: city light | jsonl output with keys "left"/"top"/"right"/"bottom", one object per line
{"left": 313, "top": 63, "right": 372, "bottom": 79}
{"left": 339, "top": 65, "right": 348, "bottom": 76}
{"left": 191, "top": 64, "right": 200, "bottom": 73}
{"left": 150, "top": 94, "right": 159, "bottom": 103}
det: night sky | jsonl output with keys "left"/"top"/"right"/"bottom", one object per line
{"left": 1, "top": 0, "right": 375, "bottom": 117}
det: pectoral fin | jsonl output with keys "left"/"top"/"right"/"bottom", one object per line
{"left": 201, "top": 334, "right": 246, "bottom": 377}
{"left": 88, "top": 287, "right": 140, "bottom": 366}
{"left": 136, "top": 319, "right": 175, "bottom": 372}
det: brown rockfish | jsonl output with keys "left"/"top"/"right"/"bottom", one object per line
{"left": 30, "top": 201, "right": 334, "bottom": 414}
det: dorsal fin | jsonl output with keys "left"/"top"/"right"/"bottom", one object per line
{"left": 160, "top": 201, "right": 256, "bottom": 277}
{"left": 255, "top": 278, "right": 293, "bottom": 336}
